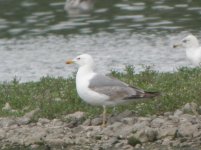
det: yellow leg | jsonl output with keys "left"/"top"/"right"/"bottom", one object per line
{"left": 102, "top": 105, "right": 106, "bottom": 127}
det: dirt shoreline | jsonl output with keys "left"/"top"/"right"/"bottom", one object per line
{"left": 0, "top": 102, "right": 201, "bottom": 150}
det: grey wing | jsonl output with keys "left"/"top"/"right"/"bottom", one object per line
{"left": 88, "top": 74, "right": 145, "bottom": 100}
{"left": 89, "top": 74, "right": 128, "bottom": 87}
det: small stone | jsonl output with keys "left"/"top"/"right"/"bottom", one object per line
{"left": 190, "top": 102, "right": 198, "bottom": 114}
{"left": 193, "top": 130, "right": 201, "bottom": 137}
{"left": 172, "top": 140, "right": 180, "bottom": 147}
{"left": 67, "top": 120, "right": 79, "bottom": 128}
{"left": 182, "top": 102, "right": 198, "bottom": 115}
{"left": 0, "top": 118, "right": 16, "bottom": 127}
{"left": 174, "top": 109, "right": 183, "bottom": 117}
{"left": 157, "top": 127, "right": 177, "bottom": 139}
{"left": 91, "top": 117, "right": 102, "bottom": 126}
{"left": 29, "top": 122, "right": 36, "bottom": 127}
{"left": 135, "top": 143, "right": 141, "bottom": 149}
{"left": 133, "top": 120, "right": 150, "bottom": 132}
{"left": 117, "top": 110, "right": 133, "bottom": 119}
{"left": 72, "top": 126, "right": 84, "bottom": 134}
{"left": 182, "top": 103, "right": 191, "bottom": 113}
{"left": 122, "top": 144, "right": 133, "bottom": 150}
{"left": 54, "top": 98, "right": 62, "bottom": 102}
{"left": 82, "top": 118, "right": 91, "bottom": 126}
{"left": 110, "top": 110, "right": 133, "bottom": 123}
{"left": 133, "top": 127, "right": 157, "bottom": 143}
{"left": 22, "top": 106, "right": 30, "bottom": 111}
{"left": 198, "top": 106, "right": 201, "bottom": 115}
{"left": 180, "top": 142, "right": 190, "bottom": 147}
{"left": 121, "top": 117, "right": 135, "bottom": 125}
{"left": 108, "top": 137, "right": 119, "bottom": 145}
{"left": 25, "top": 128, "right": 47, "bottom": 146}
{"left": 2, "top": 103, "right": 12, "bottom": 111}
{"left": 164, "top": 112, "right": 173, "bottom": 116}
{"left": 51, "top": 119, "right": 63, "bottom": 126}
{"left": 108, "top": 121, "right": 123, "bottom": 129}
{"left": 155, "top": 139, "right": 162, "bottom": 144}
{"left": 10, "top": 109, "right": 18, "bottom": 113}
{"left": 64, "top": 111, "right": 85, "bottom": 120}
{"left": 103, "top": 122, "right": 128, "bottom": 137}
{"left": 151, "top": 118, "right": 165, "bottom": 128}
{"left": 145, "top": 127, "right": 158, "bottom": 142}
{"left": 30, "top": 144, "right": 40, "bottom": 149}
{"left": 9, "top": 124, "right": 19, "bottom": 129}
{"left": 24, "top": 108, "right": 40, "bottom": 118}
{"left": 138, "top": 117, "right": 152, "bottom": 122}
{"left": 162, "top": 138, "right": 171, "bottom": 146}
{"left": 168, "top": 115, "right": 179, "bottom": 123}
{"left": 16, "top": 117, "right": 31, "bottom": 125}
{"left": 2, "top": 103, "right": 18, "bottom": 113}
{"left": 0, "top": 129, "right": 6, "bottom": 140}
{"left": 82, "top": 125, "right": 101, "bottom": 132}
{"left": 115, "top": 142, "right": 124, "bottom": 148}
{"left": 64, "top": 111, "right": 86, "bottom": 127}
{"left": 38, "top": 118, "right": 50, "bottom": 124}
{"left": 45, "top": 138, "right": 66, "bottom": 146}
{"left": 179, "top": 114, "right": 196, "bottom": 124}
{"left": 75, "top": 136, "right": 90, "bottom": 144}
{"left": 178, "top": 123, "right": 198, "bottom": 137}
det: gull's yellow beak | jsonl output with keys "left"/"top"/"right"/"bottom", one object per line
{"left": 66, "top": 59, "right": 74, "bottom": 64}
{"left": 173, "top": 44, "right": 181, "bottom": 48}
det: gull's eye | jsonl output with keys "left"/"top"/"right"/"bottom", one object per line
{"left": 182, "top": 40, "right": 187, "bottom": 43}
{"left": 77, "top": 57, "right": 81, "bottom": 60}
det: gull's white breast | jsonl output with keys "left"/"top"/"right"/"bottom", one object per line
{"left": 76, "top": 72, "right": 109, "bottom": 106}
{"left": 186, "top": 48, "right": 201, "bottom": 65}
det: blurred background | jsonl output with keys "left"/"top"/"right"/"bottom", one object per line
{"left": 0, "top": 0, "right": 201, "bottom": 82}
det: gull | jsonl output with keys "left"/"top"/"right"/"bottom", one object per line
{"left": 66, "top": 54, "right": 159, "bottom": 126}
{"left": 173, "top": 34, "right": 201, "bottom": 66}
{"left": 64, "top": 0, "right": 94, "bottom": 15}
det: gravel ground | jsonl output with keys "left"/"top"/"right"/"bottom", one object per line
{"left": 0, "top": 102, "right": 201, "bottom": 150}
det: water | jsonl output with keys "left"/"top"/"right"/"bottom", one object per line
{"left": 0, "top": 0, "right": 201, "bottom": 82}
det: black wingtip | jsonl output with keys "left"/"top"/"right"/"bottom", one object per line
{"left": 124, "top": 91, "right": 160, "bottom": 100}
{"left": 144, "top": 91, "right": 160, "bottom": 98}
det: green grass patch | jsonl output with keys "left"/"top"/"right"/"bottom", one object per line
{"left": 127, "top": 136, "right": 141, "bottom": 146}
{"left": 0, "top": 66, "right": 201, "bottom": 119}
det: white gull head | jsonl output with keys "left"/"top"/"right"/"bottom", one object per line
{"left": 71, "top": 54, "right": 94, "bottom": 68}
{"left": 174, "top": 34, "right": 199, "bottom": 49}
{"left": 173, "top": 34, "right": 201, "bottom": 66}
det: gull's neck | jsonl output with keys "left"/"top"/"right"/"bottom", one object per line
{"left": 186, "top": 44, "right": 200, "bottom": 52}
{"left": 186, "top": 40, "right": 199, "bottom": 49}
{"left": 77, "top": 64, "right": 94, "bottom": 77}
{"left": 76, "top": 64, "right": 95, "bottom": 88}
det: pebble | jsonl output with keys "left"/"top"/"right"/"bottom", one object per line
{"left": 0, "top": 118, "right": 16, "bottom": 127}
{"left": 38, "top": 118, "right": 50, "bottom": 124}
{"left": 173, "top": 109, "right": 183, "bottom": 117}
{"left": 91, "top": 117, "right": 102, "bottom": 126}
{"left": 64, "top": 111, "right": 85, "bottom": 120}
{"left": 151, "top": 118, "right": 165, "bottom": 128}
{"left": 16, "top": 117, "right": 30, "bottom": 125}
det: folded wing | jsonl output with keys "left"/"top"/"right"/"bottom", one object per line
{"left": 88, "top": 74, "right": 158, "bottom": 101}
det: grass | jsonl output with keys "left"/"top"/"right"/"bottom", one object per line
{"left": 0, "top": 66, "right": 201, "bottom": 119}
{"left": 127, "top": 136, "right": 141, "bottom": 146}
